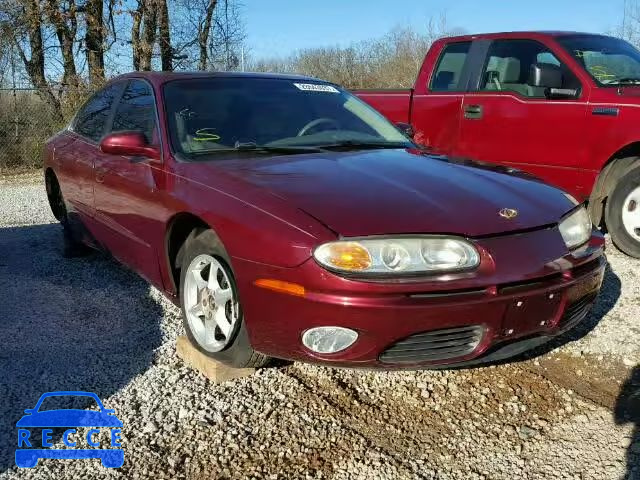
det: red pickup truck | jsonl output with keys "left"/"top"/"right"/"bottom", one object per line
{"left": 356, "top": 31, "right": 640, "bottom": 258}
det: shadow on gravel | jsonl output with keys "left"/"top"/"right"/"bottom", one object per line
{"left": 505, "top": 262, "right": 622, "bottom": 365}
{"left": 0, "top": 223, "right": 163, "bottom": 471}
{"left": 616, "top": 366, "right": 640, "bottom": 480}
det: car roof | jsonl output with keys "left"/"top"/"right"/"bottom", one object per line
{"left": 109, "top": 70, "right": 330, "bottom": 87}
{"left": 439, "top": 31, "right": 616, "bottom": 43}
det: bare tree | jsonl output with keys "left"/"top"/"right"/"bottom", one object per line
{"left": 169, "top": 0, "right": 243, "bottom": 71}
{"left": 198, "top": 0, "right": 217, "bottom": 70}
{"left": 130, "top": 0, "right": 157, "bottom": 71}
{"left": 130, "top": 0, "right": 143, "bottom": 70}
{"left": 139, "top": 0, "right": 156, "bottom": 70}
{"left": 1, "top": 0, "right": 62, "bottom": 118}
{"left": 249, "top": 19, "right": 464, "bottom": 89}
{"left": 157, "top": 0, "right": 172, "bottom": 70}
{"left": 44, "top": 0, "right": 78, "bottom": 87}
{"left": 84, "top": 0, "right": 105, "bottom": 82}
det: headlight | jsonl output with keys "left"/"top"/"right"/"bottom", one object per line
{"left": 313, "top": 237, "right": 480, "bottom": 275}
{"left": 558, "top": 206, "right": 592, "bottom": 249}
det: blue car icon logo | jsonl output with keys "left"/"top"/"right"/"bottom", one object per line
{"left": 16, "top": 391, "right": 123, "bottom": 468}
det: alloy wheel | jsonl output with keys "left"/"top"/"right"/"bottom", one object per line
{"left": 183, "top": 254, "right": 239, "bottom": 352}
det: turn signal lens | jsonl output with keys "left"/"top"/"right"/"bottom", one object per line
{"left": 254, "top": 279, "right": 306, "bottom": 297}
{"left": 313, "top": 242, "right": 372, "bottom": 272}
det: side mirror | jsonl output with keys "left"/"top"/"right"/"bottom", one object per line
{"left": 529, "top": 63, "right": 563, "bottom": 89}
{"left": 103, "top": 408, "right": 116, "bottom": 415}
{"left": 529, "top": 63, "right": 578, "bottom": 99}
{"left": 100, "top": 131, "right": 161, "bottom": 161}
{"left": 24, "top": 409, "right": 34, "bottom": 414}
{"left": 395, "top": 122, "right": 415, "bottom": 139}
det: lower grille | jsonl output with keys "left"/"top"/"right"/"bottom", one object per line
{"left": 559, "top": 294, "right": 597, "bottom": 329}
{"left": 379, "top": 326, "right": 484, "bottom": 364}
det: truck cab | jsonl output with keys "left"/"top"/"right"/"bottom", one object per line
{"left": 356, "top": 31, "right": 640, "bottom": 258}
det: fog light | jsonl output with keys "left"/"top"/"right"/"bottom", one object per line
{"left": 302, "top": 327, "right": 358, "bottom": 354}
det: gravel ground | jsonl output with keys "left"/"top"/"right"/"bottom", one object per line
{"left": 0, "top": 174, "right": 639, "bottom": 479}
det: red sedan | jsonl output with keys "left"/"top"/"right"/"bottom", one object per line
{"left": 44, "top": 72, "right": 605, "bottom": 369}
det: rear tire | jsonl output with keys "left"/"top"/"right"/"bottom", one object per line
{"left": 605, "top": 165, "right": 640, "bottom": 258}
{"left": 45, "top": 170, "right": 92, "bottom": 258}
{"left": 179, "top": 228, "right": 270, "bottom": 368}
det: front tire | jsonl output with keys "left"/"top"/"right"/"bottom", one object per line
{"left": 179, "top": 229, "right": 270, "bottom": 368}
{"left": 605, "top": 165, "right": 640, "bottom": 258}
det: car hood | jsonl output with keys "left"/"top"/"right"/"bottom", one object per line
{"left": 16, "top": 410, "right": 123, "bottom": 428}
{"left": 210, "top": 149, "right": 575, "bottom": 238}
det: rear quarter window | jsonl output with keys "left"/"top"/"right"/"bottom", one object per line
{"left": 430, "top": 42, "right": 472, "bottom": 92}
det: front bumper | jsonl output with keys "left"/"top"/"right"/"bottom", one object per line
{"left": 234, "top": 227, "right": 606, "bottom": 369}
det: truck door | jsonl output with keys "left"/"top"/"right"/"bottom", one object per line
{"left": 457, "top": 39, "right": 590, "bottom": 198}
{"left": 410, "top": 41, "right": 472, "bottom": 155}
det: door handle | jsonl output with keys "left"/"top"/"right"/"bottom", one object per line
{"left": 464, "top": 104, "right": 483, "bottom": 119}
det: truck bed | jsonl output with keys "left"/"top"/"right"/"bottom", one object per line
{"left": 353, "top": 89, "right": 413, "bottom": 124}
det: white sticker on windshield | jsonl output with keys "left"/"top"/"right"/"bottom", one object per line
{"left": 293, "top": 83, "right": 339, "bottom": 93}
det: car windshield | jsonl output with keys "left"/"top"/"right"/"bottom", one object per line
{"left": 37, "top": 395, "right": 101, "bottom": 412}
{"left": 163, "top": 77, "right": 412, "bottom": 158}
{"left": 557, "top": 34, "right": 640, "bottom": 86}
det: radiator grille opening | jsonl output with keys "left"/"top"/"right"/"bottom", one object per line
{"left": 379, "top": 325, "right": 484, "bottom": 364}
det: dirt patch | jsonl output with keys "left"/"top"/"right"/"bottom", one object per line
{"left": 527, "top": 352, "right": 631, "bottom": 410}
{"left": 282, "top": 362, "right": 584, "bottom": 476}
{"left": 0, "top": 170, "right": 42, "bottom": 184}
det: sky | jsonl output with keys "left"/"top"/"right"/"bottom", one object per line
{"left": 244, "top": 0, "right": 627, "bottom": 59}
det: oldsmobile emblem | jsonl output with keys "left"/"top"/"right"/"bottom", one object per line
{"left": 499, "top": 208, "right": 518, "bottom": 219}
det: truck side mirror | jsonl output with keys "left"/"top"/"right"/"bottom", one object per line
{"left": 529, "top": 63, "right": 578, "bottom": 99}
{"left": 529, "top": 63, "right": 563, "bottom": 89}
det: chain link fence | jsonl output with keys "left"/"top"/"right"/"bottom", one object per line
{"left": 0, "top": 88, "right": 66, "bottom": 171}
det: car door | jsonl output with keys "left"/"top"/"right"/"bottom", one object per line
{"left": 457, "top": 39, "right": 590, "bottom": 198}
{"left": 62, "top": 82, "right": 124, "bottom": 220}
{"left": 92, "top": 79, "right": 165, "bottom": 288}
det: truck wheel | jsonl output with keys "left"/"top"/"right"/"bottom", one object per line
{"left": 605, "top": 165, "right": 640, "bottom": 258}
{"left": 179, "top": 228, "right": 271, "bottom": 368}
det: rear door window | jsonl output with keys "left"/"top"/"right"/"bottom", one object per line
{"left": 74, "top": 83, "right": 123, "bottom": 142}
{"left": 111, "top": 80, "right": 159, "bottom": 145}
{"left": 429, "top": 42, "right": 472, "bottom": 92}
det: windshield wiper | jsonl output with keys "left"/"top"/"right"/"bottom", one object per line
{"left": 315, "top": 140, "right": 412, "bottom": 151}
{"left": 234, "top": 141, "right": 325, "bottom": 153}
{"left": 611, "top": 77, "right": 640, "bottom": 85}
{"left": 187, "top": 142, "right": 325, "bottom": 156}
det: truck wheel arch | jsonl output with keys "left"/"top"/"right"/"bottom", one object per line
{"left": 589, "top": 146, "right": 640, "bottom": 230}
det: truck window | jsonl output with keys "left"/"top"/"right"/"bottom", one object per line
{"left": 429, "top": 42, "right": 471, "bottom": 92}
{"left": 479, "top": 39, "right": 579, "bottom": 98}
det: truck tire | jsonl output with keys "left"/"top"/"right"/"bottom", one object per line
{"left": 605, "top": 165, "right": 640, "bottom": 258}
{"left": 179, "top": 228, "right": 271, "bottom": 368}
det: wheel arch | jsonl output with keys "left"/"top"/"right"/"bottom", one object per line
{"left": 164, "top": 212, "right": 213, "bottom": 295}
{"left": 588, "top": 143, "right": 640, "bottom": 230}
